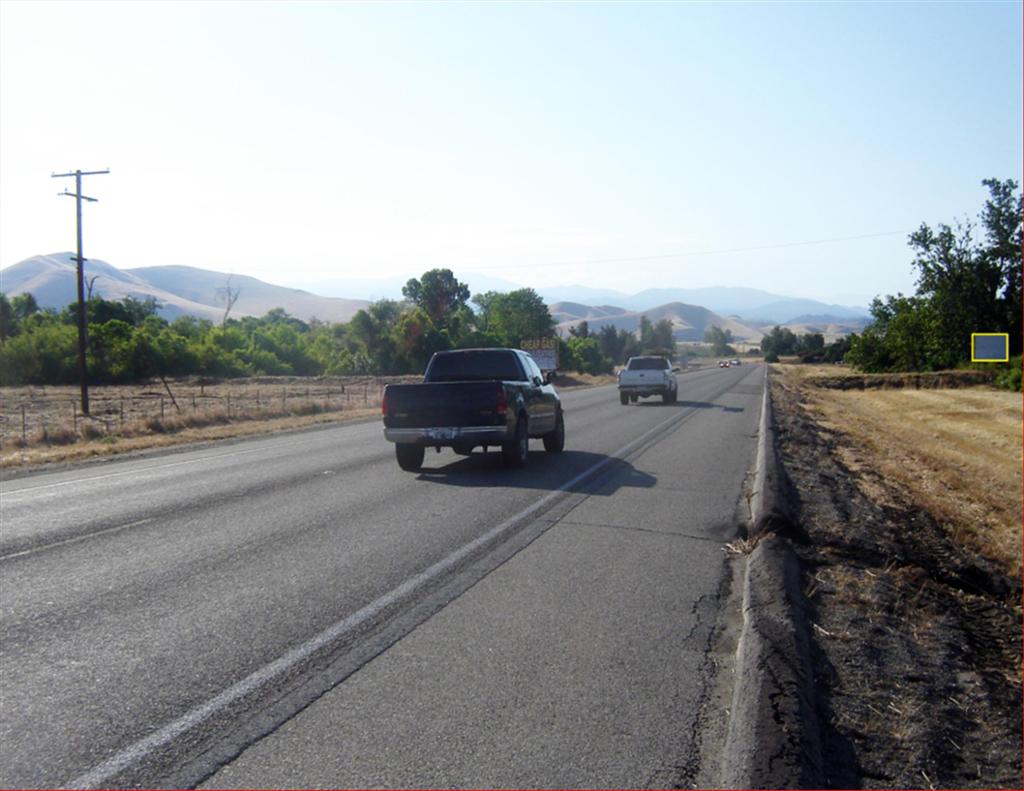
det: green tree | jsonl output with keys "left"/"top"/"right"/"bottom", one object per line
{"left": 569, "top": 320, "right": 590, "bottom": 339}
{"left": 704, "top": 325, "right": 735, "bottom": 356}
{"left": 11, "top": 293, "right": 39, "bottom": 322}
{"left": 472, "top": 289, "right": 555, "bottom": 348}
{"left": 402, "top": 269, "right": 470, "bottom": 331}
{"left": 89, "top": 319, "right": 134, "bottom": 380}
{"left": 396, "top": 307, "right": 451, "bottom": 372}
{"left": 350, "top": 300, "right": 404, "bottom": 373}
{"left": 0, "top": 321, "right": 78, "bottom": 384}
{"left": 823, "top": 336, "right": 853, "bottom": 364}
{"left": 648, "top": 319, "right": 675, "bottom": 354}
{"left": 0, "top": 294, "right": 14, "bottom": 344}
{"left": 851, "top": 179, "right": 1022, "bottom": 372}
{"left": 566, "top": 336, "right": 613, "bottom": 375}
{"left": 761, "top": 326, "right": 799, "bottom": 358}
{"left": 980, "top": 178, "right": 1022, "bottom": 355}
{"left": 638, "top": 315, "right": 654, "bottom": 349}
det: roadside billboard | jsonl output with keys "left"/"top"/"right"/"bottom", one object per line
{"left": 521, "top": 337, "right": 559, "bottom": 371}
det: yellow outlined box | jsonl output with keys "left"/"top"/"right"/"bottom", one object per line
{"left": 971, "top": 333, "right": 1010, "bottom": 362}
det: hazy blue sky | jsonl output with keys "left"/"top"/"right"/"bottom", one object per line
{"left": 1, "top": 0, "right": 1020, "bottom": 304}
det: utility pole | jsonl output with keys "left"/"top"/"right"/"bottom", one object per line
{"left": 52, "top": 168, "right": 108, "bottom": 415}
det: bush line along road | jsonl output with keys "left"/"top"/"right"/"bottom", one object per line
{"left": 2, "top": 363, "right": 764, "bottom": 789}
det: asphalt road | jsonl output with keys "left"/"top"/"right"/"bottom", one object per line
{"left": 0, "top": 363, "right": 764, "bottom": 788}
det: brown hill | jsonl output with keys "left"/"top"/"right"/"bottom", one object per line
{"left": 553, "top": 301, "right": 765, "bottom": 343}
{"left": 1, "top": 254, "right": 369, "bottom": 324}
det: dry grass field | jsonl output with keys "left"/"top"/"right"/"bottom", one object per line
{"left": 775, "top": 364, "right": 1022, "bottom": 577}
{"left": 771, "top": 366, "right": 1022, "bottom": 787}
{"left": 0, "top": 372, "right": 612, "bottom": 471}
{"left": 0, "top": 376, "right": 411, "bottom": 470}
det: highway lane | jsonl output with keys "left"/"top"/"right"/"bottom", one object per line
{"left": 0, "top": 363, "right": 763, "bottom": 788}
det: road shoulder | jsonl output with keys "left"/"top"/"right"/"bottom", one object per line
{"left": 770, "top": 368, "right": 1022, "bottom": 788}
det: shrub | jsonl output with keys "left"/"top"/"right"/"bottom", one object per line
{"left": 995, "top": 356, "right": 1022, "bottom": 391}
{"left": 39, "top": 424, "right": 79, "bottom": 445}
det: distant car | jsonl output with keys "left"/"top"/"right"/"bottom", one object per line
{"left": 719, "top": 361, "right": 730, "bottom": 368}
{"left": 730, "top": 359, "right": 741, "bottom": 366}
{"left": 618, "top": 356, "right": 679, "bottom": 404}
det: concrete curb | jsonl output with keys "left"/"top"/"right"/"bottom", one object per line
{"left": 720, "top": 365, "right": 822, "bottom": 788}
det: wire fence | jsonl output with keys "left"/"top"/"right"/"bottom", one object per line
{"left": 0, "top": 375, "right": 418, "bottom": 450}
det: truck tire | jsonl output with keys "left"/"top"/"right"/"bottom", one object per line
{"left": 543, "top": 411, "right": 565, "bottom": 453}
{"left": 620, "top": 392, "right": 628, "bottom": 405}
{"left": 395, "top": 444, "right": 425, "bottom": 471}
{"left": 502, "top": 417, "right": 529, "bottom": 467}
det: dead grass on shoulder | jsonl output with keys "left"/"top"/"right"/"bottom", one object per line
{"left": 0, "top": 406, "right": 381, "bottom": 470}
{"left": 775, "top": 366, "right": 1022, "bottom": 579}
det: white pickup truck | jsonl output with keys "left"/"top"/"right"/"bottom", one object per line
{"left": 617, "top": 356, "right": 679, "bottom": 405}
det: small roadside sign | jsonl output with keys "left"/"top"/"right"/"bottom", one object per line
{"left": 971, "top": 333, "right": 1010, "bottom": 363}
{"left": 521, "top": 337, "right": 559, "bottom": 371}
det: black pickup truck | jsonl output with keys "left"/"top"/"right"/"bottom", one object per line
{"left": 382, "top": 348, "right": 565, "bottom": 470}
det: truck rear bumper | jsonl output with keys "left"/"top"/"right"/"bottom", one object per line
{"left": 618, "top": 385, "right": 671, "bottom": 397}
{"left": 384, "top": 426, "right": 511, "bottom": 445}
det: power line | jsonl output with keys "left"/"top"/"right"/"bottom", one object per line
{"left": 468, "top": 230, "right": 911, "bottom": 271}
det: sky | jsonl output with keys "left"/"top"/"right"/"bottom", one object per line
{"left": 1, "top": 0, "right": 1021, "bottom": 306}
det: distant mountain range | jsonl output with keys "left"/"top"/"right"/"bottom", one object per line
{"left": 0, "top": 254, "right": 370, "bottom": 324}
{"left": 549, "top": 302, "right": 868, "bottom": 344}
{"left": 538, "top": 285, "right": 868, "bottom": 324}
{"left": 550, "top": 301, "right": 768, "bottom": 343}
{"left": 0, "top": 253, "right": 870, "bottom": 341}
{"left": 295, "top": 277, "right": 870, "bottom": 325}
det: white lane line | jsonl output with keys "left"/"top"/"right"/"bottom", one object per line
{"left": 65, "top": 406, "right": 689, "bottom": 790}
{"left": 0, "top": 519, "right": 155, "bottom": 562}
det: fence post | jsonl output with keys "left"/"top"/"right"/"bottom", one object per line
{"left": 73, "top": 401, "right": 78, "bottom": 432}
{"left": 120, "top": 397, "right": 125, "bottom": 426}
{"left": 160, "top": 396, "right": 165, "bottom": 419}
{"left": 22, "top": 405, "right": 27, "bottom": 444}
{"left": 256, "top": 389, "right": 260, "bottom": 409}
{"left": 363, "top": 385, "right": 367, "bottom": 405}
{"left": 192, "top": 393, "right": 197, "bottom": 411}
{"left": 227, "top": 394, "right": 231, "bottom": 417}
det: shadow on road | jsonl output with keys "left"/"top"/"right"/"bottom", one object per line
{"left": 631, "top": 400, "right": 745, "bottom": 413}
{"left": 414, "top": 450, "right": 656, "bottom": 496}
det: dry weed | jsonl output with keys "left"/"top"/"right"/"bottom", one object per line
{"left": 775, "top": 367, "right": 1022, "bottom": 578}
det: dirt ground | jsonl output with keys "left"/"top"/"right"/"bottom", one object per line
{"left": 770, "top": 366, "right": 1022, "bottom": 789}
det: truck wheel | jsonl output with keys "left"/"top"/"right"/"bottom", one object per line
{"left": 630, "top": 395, "right": 638, "bottom": 403}
{"left": 662, "top": 391, "right": 673, "bottom": 404}
{"left": 395, "top": 444, "right": 424, "bottom": 471}
{"left": 502, "top": 417, "right": 529, "bottom": 467}
{"left": 543, "top": 411, "right": 565, "bottom": 453}
{"left": 620, "top": 392, "right": 628, "bottom": 405}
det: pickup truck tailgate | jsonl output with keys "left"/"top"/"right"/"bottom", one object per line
{"left": 383, "top": 381, "right": 506, "bottom": 429}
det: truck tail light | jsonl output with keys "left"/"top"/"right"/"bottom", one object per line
{"left": 381, "top": 391, "right": 389, "bottom": 416}
{"left": 495, "top": 386, "right": 508, "bottom": 416}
